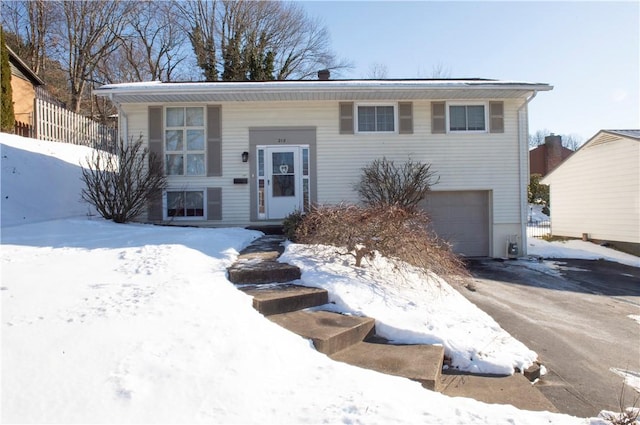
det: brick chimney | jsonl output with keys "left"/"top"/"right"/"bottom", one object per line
{"left": 317, "top": 69, "right": 330, "bottom": 81}
{"left": 544, "top": 134, "right": 563, "bottom": 173}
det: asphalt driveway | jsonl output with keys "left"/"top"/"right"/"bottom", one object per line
{"left": 462, "top": 258, "right": 640, "bottom": 418}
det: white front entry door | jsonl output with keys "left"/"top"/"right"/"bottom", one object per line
{"left": 266, "top": 146, "right": 301, "bottom": 219}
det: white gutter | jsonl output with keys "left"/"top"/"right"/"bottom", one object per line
{"left": 517, "top": 91, "right": 538, "bottom": 256}
{"left": 93, "top": 80, "right": 553, "bottom": 97}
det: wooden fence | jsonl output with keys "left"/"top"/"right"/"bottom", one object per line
{"left": 34, "top": 98, "right": 117, "bottom": 152}
{"left": 14, "top": 120, "right": 34, "bottom": 138}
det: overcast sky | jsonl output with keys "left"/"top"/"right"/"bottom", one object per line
{"left": 300, "top": 1, "right": 639, "bottom": 144}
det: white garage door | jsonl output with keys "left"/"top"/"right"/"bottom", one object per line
{"left": 421, "top": 191, "right": 490, "bottom": 257}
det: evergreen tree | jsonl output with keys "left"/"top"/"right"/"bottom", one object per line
{"left": 1, "top": 27, "right": 16, "bottom": 133}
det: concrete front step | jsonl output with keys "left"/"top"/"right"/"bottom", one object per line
{"left": 330, "top": 342, "right": 445, "bottom": 391}
{"left": 268, "top": 310, "right": 376, "bottom": 355}
{"left": 240, "top": 284, "right": 329, "bottom": 316}
{"left": 439, "top": 371, "right": 559, "bottom": 412}
{"left": 227, "top": 260, "right": 301, "bottom": 284}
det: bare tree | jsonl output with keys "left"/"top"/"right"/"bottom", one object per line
{"left": 365, "top": 62, "right": 388, "bottom": 79}
{"left": 178, "top": 0, "right": 219, "bottom": 81}
{"left": 529, "top": 129, "right": 584, "bottom": 150}
{"left": 180, "top": 0, "right": 350, "bottom": 81}
{"left": 50, "top": 0, "right": 132, "bottom": 113}
{"left": 0, "top": 0, "right": 54, "bottom": 74}
{"left": 430, "top": 62, "right": 452, "bottom": 78}
{"left": 94, "top": 0, "right": 188, "bottom": 84}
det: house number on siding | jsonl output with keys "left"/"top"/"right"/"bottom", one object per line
{"left": 277, "top": 138, "right": 287, "bottom": 144}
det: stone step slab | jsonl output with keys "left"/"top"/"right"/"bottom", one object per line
{"left": 439, "top": 372, "right": 559, "bottom": 412}
{"left": 329, "top": 342, "right": 445, "bottom": 391}
{"left": 268, "top": 310, "right": 376, "bottom": 355}
{"left": 227, "top": 260, "right": 301, "bottom": 284}
{"left": 240, "top": 284, "right": 329, "bottom": 316}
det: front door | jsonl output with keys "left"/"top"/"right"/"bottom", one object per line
{"left": 266, "top": 146, "right": 301, "bottom": 219}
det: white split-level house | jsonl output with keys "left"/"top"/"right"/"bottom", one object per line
{"left": 542, "top": 130, "right": 640, "bottom": 256}
{"left": 94, "top": 77, "right": 552, "bottom": 258}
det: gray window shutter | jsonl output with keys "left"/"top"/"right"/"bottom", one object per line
{"left": 207, "top": 105, "right": 222, "bottom": 177}
{"left": 489, "top": 101, "right": 504, "bottom": 133}
{"left": 398, "top": 102, "right": 413, "bottom": 134}
{"left": 147, "top": 190, "right": 163, "bottom": 221}
{"left": 148, "top": 106, "right": 163, "bottom": 166}
{"left": 431, "top": 102, "right": 446, "bottom": 134}
{"left": 147, "top": 106, "right": 164, "bottom": 221}
{"left": 339, "top": 102, "right": 354, "bottom": 134}
{"left": 207, "top": 187, "right": 222, "bottom": 220}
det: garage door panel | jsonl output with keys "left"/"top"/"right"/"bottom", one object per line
{"left": 421, "top": 191, "right": 490, "bottom": 257}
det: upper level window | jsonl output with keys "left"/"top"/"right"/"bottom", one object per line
{"left": 448, "top": 104, "right": 486, "bottom": 132}
{"left": 165, "top": 106, "right": 205, "bottom": 176}
{"left": 357, "top": 105, "right": 395, "bottom": 132}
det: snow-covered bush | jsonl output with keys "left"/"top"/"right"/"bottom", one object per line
{"left": 294, "top": 203, "right": 469, "bottom": 279}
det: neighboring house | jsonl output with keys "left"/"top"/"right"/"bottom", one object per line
{"left": 94, "top": 75, "right": 552, "bottom": 257}
{"left": 541, "top": 130, "right": 640, "bottom": 256}
{"left": 7, "top": 46, "right": 44, "bottom": 127}
{"left": 529, "top": 134, "right": 574, "bottom": 177}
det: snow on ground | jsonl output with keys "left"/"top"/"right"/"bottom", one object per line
{"left": 0, "top": 134, "right": 598, "bottom": 423}
{"left": 280, "top": 244, "right": 536, "bottom": 375}
{"left": 528, "top": 237, "right": 639, "bottom": 268}
{"left": 527, "top": 204, "right": 550, "bottom": 224}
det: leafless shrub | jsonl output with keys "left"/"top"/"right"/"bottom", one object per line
{"left": 355, "top": 157, "right": 440, "bottom": 211}
{"left": 295, "top": 204, "right": 469, "bottom": 280}
{"left": 600, "top": 381, "right": 640, "bottom": 425}
{"left": 81, "top": 136, "right": 166, "bottom": 223}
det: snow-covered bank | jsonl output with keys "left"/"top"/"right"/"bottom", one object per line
{"left": 1, "top": 134, "right": 595, "bottom": 423}
{"left": 280, "top": 243, "right": 537, "bottom": 375}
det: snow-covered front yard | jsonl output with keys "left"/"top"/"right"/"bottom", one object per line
{"left": 2, "top": 134, "right": 634, "bottom": 423}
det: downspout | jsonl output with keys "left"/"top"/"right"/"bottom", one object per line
{"left": 108, "top": 93, "right": 128, "bottom": 147}
{"left": 517, "top": 91, "right": 538, "bottom": 256}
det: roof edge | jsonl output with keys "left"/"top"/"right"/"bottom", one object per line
{"left": 94, "top": 79, "right": 553, "bottom": 96}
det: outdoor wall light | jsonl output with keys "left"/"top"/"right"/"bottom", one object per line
{"left": 241, "top": 151, "right": 249, "bottom": 163}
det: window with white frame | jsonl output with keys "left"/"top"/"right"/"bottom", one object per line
{"left": 165, "top": 106, "right": 206, "bottom": 176}
{"left": 166, "top": 190, "right": 205, "bottom": 218}
{"left": 356, "top": 104, "right": 395, "bottom": 132}
{"left": 448, "top": 104, "right": 486, "bottom": 132}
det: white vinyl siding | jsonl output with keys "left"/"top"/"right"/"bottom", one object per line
{"left": 119, "top": 97, "right": 528, "bottom": 256}
{"left": 543, "top": 135, "right": 640, "bottom": 244}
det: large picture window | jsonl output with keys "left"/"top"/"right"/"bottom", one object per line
{"left": 166, "top": 190, "right": 204, "bottom": 218}
{"left": 448, "top": 104, "right": 486, "bottom": 132}
{"left": 165, "top": 107, "right": 205, "bottom": 176}
{"left": 357, "top": 105, "right": 395, "bottom": 132}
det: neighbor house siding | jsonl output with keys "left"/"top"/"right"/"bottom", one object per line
{"left": 10, "top": 74, "right": 36, "bottom": 124}
{"left": 119, "top": 97, "right": 528, "bottom": 257}
{"left": 543, "top": 136, "right": 640, "bottom": 244}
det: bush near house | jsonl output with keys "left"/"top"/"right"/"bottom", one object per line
{"left": 293, "top": 204, "right": 469, "bottom": 279}
{"left": 285, "top": 157, "right": 467, "bottom": 280}
{"left": 528, "top": 173, "right": 550, "bottom": 208}
{"left": 355, "top": 157, "right": 440, "bottom": 211}
{"left": 80, "top": 137, "right": 166, "bottom": 223}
